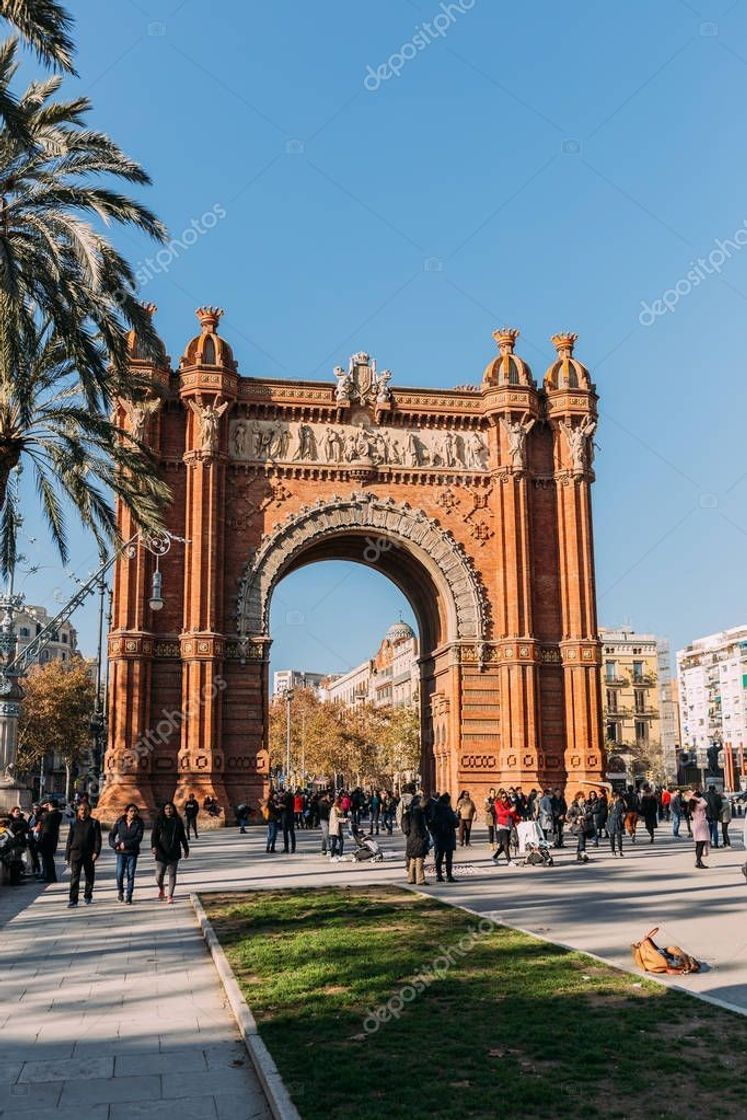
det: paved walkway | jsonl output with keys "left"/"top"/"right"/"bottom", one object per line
{"left": 1, "top": 819, "right": 745, "bottom": 1120}
{"left": 0, "top": 844, "right": 272, "bottom": 1120}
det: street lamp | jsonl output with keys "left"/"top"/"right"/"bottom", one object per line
{"left": 285, "top": 688, "right": 293, "bottom": 789}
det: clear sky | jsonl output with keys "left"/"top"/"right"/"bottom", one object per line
{"left": 15, "top": 0, "right": 747, "bottom": 677}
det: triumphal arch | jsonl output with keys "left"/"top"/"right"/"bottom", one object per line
{"left": 98, "top": 307, "right": 605, "bottom": 821}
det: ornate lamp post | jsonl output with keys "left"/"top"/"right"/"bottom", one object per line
{"left": 0, "top": 528, "right": 185, "bottom": 810}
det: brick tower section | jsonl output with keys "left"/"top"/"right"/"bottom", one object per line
{"left": 98, "top": 312, "right": 606, "bottom": 822}
{"left": 545, "top": 333, "right": 604, "bottom": 792}
{"left": 173, "top": 307, "right": 237, "bottom": 824}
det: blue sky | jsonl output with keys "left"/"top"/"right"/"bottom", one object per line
{"left": 15, "top": 0, "right": 747, "bottom": 676}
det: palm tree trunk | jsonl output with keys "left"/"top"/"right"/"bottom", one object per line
{"left": 0, "top": 446, "right": 21, "bottom": 510}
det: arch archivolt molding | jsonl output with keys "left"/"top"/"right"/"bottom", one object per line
{"left": 234, "top": 492, "right": 490, "bottom": 647}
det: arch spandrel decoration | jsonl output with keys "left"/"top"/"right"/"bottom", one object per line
{"left": 235, "top": 492, "right": 490, "bottom": 646}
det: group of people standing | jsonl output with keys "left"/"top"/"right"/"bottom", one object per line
{"left": 261, "top": 787, "right": 400, "bottom": 856}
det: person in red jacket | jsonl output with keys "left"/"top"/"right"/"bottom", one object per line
{"left": 491, "top": 791, "right": 519, "bottom": 866}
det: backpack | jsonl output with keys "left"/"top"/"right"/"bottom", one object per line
{"left": 631, "top": 927, "right": 701, "bottom": 975}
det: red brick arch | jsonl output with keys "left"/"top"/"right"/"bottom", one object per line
{"left": 98, "top": 314, "right": 605, "bottom": 822}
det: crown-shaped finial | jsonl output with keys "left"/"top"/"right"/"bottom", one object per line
{"left": 492, "top": 327, "right": 520, "bottom": 353}
{"left": 141, "top": 302, "right": 158, "bottom": 317}
{"left": 196, "top": 306, "right": 224, "bottom": 333}
{"left": 551, "top": 332, "right": 578, "bottom": 356}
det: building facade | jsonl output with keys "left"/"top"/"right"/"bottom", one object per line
{"left": 14, "top": 606, "right": 77, "bottom": 666}
{"left": 272, "top": 670, "right": 327, "bottom": 696}
{"left": 99, "top": 310, "right": 606, "bottom": 822}
{"left": 678, "top": 626, "right": 747, "bottom": 787}
{"left": 600, "top": 627, "right": 664, "bottom": 779}
{"left": 321, "top": 621, "right": 419, "bottom": 709}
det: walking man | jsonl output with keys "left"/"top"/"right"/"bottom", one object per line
{"left": 65, "top": 803, "right": 102, "bottom": 907}
{"left": 184, "top": 793, "right": 199, "bottom": 840}
{"left": 455, "top": 791, "right": 476, "bottom": 847}
{"left": 109, "top": 803, "right": 144, "bottom": 903}
{"left": 705, "top": 785, "right": 722, "bottom": 849}
{"left": 430, "top": 793, "right": 459, "bottom": 882}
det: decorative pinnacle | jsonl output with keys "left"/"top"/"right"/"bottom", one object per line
{"left": 492, "top": 327, "right": 520, "bottom": 352}
{"left": 551, "top": 332, "right": 578, "bottom": 356}
{"left": 141, "top": 302, "right": 157, "bottom": 317}
{"left": 196, "top": 306, "right": 224, "bottom": 333}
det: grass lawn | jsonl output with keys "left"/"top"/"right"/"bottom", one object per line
{"left": 203, "top": 886, "right": 747, "bottom": 1120}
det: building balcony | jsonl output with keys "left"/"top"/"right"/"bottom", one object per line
{"left": 604, "top": 676, "right": 629, "bottom": 687}
{"left": 630, "top": 673, "right": 657, "bottom": 687}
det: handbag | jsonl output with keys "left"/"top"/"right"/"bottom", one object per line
{"left": 631, "top": 927, "right": 700, "bottom": 975}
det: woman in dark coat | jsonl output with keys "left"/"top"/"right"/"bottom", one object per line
{"left": 639, "top": 785, "right": 658, "bottom": 843}
{"left": 430, "top": 793, "right": 459, "bottom": 883}
{"left": 150, "top": 802, "right": 189, "bottom": 903}
{"left": 403, "top": 796, "right": 429, "bottom": 886}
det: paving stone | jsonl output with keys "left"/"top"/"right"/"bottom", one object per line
{"left": 59, "top": 1072, "right": 161, "bottom": 1106}
{"left": 162, "top": 1066, "right": 262, "bottom": 1099}
{"left": 213, "top": 1092, "right": 274, "bottom": 1120}
{"left": 110, "top": 1099, "right": 217, "bottom": 1120}
{"left": 19, "top": 1055, "right": 114, "bottom": 1083}
{"left": 0, "top": 1080, "right": 63, "bottom": 1111}
{"left": 115, "top": 1049, "right": 208, "bottom": 1076}
{"left": 0, "top": 1061, "right": 22, "bottom": 1085}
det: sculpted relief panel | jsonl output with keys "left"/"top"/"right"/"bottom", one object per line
{"left": 228, "top": 417, "right": 489, "bottom": 471}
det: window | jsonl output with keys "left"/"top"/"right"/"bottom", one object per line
{"left": 606, "top": 689, "right": 618, "bottom": 712}
{"left": 632, "top": 660, "right": 644, "bottom": 682}
{"left": 19, "top": 627, "right": 29, "bottom": 638}
{"left": 606, "top": 721, "right": 619, "bottom": 743}
{"left": 62, "top": 632, "right": 68, "bottom": 644}
{"left": 635, "top": 720, "right": 647, "bottom": 742}
{"left": 634, "top": 690, "right": 645, "bottom": 713}
{"left": 605, "top": 661, "right": 617, "bottom": 681}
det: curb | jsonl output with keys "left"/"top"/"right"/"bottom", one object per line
{"left": 190, "top": 893, "right": 302, "bottom": 1120}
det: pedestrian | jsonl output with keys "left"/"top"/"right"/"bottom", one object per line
{"left": 721, "top": 795, "right": 732, "bottom": 848}
{"left": 318, "top": 791, "right": 331, "bottom": 854}
{"left": 108, "top": 803, "right": 144, "bottom": 903}
{"left": 150, "top": 801, "right": 189, "bottom": 903}
{"left": 263, "top": 792, "right": 280, "bottom": 853}
{"left": 430, "top": 793, "right": 459, "bottom": 882}
{"left": 671, "top": 789, "right": 684, "bottom": 838}
{"left": 587, "top": 791, "right": 600, "bottom": 846}
{"left": 8, "top": 807, "right": 29, "bottom": 873}
{"left": 235, "top": 801, "right": 252, "bottom": 833}
{"left": 37, "top": 798, "right": 62, "bottom": 883}
{"left": 607, "top": 791, "right": 625, "bottom": 857}
{"left": 705, "top": 785, "right": 722, "bottom": 849}
{"left": 65, "top": 802, "right": 102, "bottom": 907}
{"left": 26, "top": 803, "right": 42, "bottom": 876}
{"left": 293, "top": 789, "right": 305, "bottom": 830}
{"left": 329, "top": 795, "right": 345, "bottom": 858}
{"left": 369, "top": 789, "right": 381, "bottom": 835}
{"left": 689, "top": 787, "right": 710, "bottom": 869}
{"left": 491, "top": 790, "right": 519, "bottom": 866}
{"left": 538, "top": 789, "right": 554, "bottom": 841}
{"left": 567, "top": 793, "right": 592, "bottom": 863}
{"left": 484, "top": 787, "right": 496, "bottom": 848}
{"left": 622, "top": 785, "right": 639, "bottom": 843}
{"left": 402, "top": 795, "right": 429, "bottom": 886}
{"left": 661, "top": 787, "right": 672, "bottom": 821}
{"left": 551, "top": 788, "right": 567, "bottom": 848}
{"left": 184, "top": 793, "right": 199, "bottom": 840}
{"left": 640, "top": 785, "right": 658, "bottom": 843}
{"left": 281, "top": 788, "right": 296, "bottom": 854}
{"left": 455, "top": 790, "right": 476, "bottom": 847}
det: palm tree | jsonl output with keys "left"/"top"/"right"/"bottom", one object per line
{"left": 0, "top": 40, "right": 168, "bottom": 404}
{"left": 0, "top": 314, "right": 170, "bottom": 572}
{"left": 0, "top": 1, "right": 75, "bottom": 138}
{"left": 0, "top": 1, "right": 74, "bottom": 70}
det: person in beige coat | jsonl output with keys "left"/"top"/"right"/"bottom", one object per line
{"left": 456, "top": 791, "right": 476, "bottom": 847}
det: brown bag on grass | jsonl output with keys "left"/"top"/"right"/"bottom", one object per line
{"left": 631, "top": 927, "right": 701, "bottom": 975}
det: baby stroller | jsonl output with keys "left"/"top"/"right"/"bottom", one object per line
{"left": 511, "top": 820, "right": 554, "bottom": 867}
{"left": 350, "top": 822, "right": 384, "bottom": 862}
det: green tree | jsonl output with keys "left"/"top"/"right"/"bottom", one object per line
{"left": 16, "top": 656, "right": 97, "bottom": 798}
{"left": 0, "top": 2, "right": 75, "bottom": 139}
{"left": 0, "top": 319, "right": 169, "bottom": 570}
